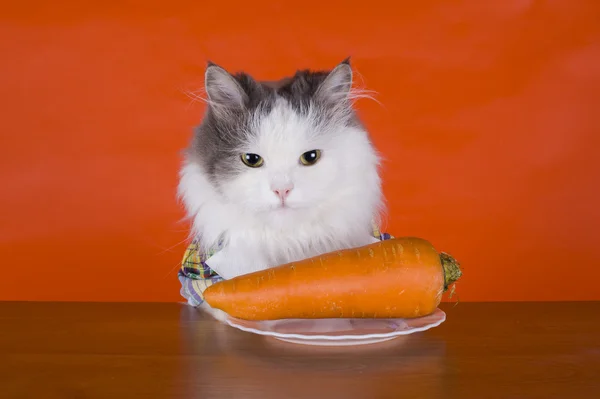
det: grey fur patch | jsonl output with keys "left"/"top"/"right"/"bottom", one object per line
{"left": 187, "top": 60, "right": 360, "bottom": 185}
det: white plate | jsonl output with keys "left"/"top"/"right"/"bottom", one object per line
{"left": 226, "top": 308, "right": 446, "bottom": 346}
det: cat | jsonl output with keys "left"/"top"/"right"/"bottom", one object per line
{"left": 178, "top": 58, "right": 384, "bottom": 321}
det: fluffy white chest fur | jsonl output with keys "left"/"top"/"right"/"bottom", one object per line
{"left": 178, "top": 59, "right": 383, "bottom": 320}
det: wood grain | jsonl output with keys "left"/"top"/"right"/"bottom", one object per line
{"left": 1, "top": 302, "right": 599, "bottom": 398}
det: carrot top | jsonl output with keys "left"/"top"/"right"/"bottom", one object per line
{"left": 440, "top": 252, "right": 462, "bottom": 291}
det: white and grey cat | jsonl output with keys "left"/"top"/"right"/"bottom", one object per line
{"left": 178, "top": 59, "right": 384, "bottom": 321}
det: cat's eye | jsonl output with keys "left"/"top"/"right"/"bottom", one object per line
{"left": 300, "top": 150, "right": 322, "bottom": 166}
{"left": 241, "top": 153, "right": 264, "bottom": 168}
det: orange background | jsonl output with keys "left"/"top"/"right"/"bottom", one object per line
{"left": 1, "top": 1, "right": 599, "bottom": 303}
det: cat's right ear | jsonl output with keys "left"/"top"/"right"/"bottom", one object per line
{"left": 205, "top": 63, "right": 247, "bottom": 113}
{"left": 315, "top": 59, "right": 353, "bottom": 105}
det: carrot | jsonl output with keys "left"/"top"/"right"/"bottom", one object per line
{"left": 203, "top": 237, "right": 462, "bottom": 321}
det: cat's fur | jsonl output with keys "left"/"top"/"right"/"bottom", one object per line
{"left": 178, "top": 59, "right": 384, "bottom": 321}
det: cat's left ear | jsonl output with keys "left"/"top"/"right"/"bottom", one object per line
{"left": 315, "top": 57, "right": 353, "bottom": 104}
{"left": 205, "top": 62, "right": 248, "bottom": 112}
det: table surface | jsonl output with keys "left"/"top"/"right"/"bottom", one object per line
{"left": 1, "top": 301, "right": 599, "bottom": 399}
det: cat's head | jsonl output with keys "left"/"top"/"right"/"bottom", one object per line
{"left": 181, "top": 59, "right": 382, "bottom": 234}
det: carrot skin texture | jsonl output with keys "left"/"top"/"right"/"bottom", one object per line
{"left": 203, "top": 237, "right": 457, "bottom": 321}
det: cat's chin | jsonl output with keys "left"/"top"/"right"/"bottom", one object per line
{"left": 262, "top": 206, "right": 297, "bottom": 221}
{"left": 271, "top": 205, "right": 291, "bottom": 213}
{"left": 254, "top": 203, "right": 309, "bottom": 227}
{"left": 256, "top": 201, "right": 305, "bottom": 213}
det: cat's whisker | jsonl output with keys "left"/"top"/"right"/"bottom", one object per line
{"left": 349, "top": 67, "right": 384, "bottom": 108}
{"left": 181, "top": 87, "right": 209, "bottom": 110}
{"left": 185, "top": 91, "right": 207, "bottom": 104}
{"left": 349, "top": 87, "right": 382, "bottom": 106}
{"left": 154, "top": 235, "right": 193, "bottom": 256}
{"left": 162, "top": 258, "right": 186, "bottom": 279}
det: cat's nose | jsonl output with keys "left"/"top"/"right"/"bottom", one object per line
{"left": 273, "top": 186, "right": 293, "bottom": 201}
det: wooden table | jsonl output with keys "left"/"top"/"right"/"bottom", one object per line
{"left": 1, "top": 302, "right": 598, "bottom": 398}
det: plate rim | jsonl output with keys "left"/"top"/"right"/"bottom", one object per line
{"left": 225, "top": 308, "right": 446, "bottom": 341}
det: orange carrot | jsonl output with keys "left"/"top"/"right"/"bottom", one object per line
{"left": 203, "top": 237, "right": 462, "bottom": 321}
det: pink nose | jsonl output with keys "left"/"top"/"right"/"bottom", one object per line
{"left": 273, "top": 188, "right": 292, "bottom": 200}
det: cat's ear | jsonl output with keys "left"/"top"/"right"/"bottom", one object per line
{"left": 205, "top": 62, "right": 248, "bottom": 112}
{"left": 315, "top": 58, "right": 353, "bottom": 104}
